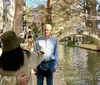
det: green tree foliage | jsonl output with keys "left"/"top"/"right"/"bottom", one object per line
{"left": 52, "top": 0, "right": 85, "bottom": 33}
{"left": 24, "top": 0, "right": 98, "bottom": 36}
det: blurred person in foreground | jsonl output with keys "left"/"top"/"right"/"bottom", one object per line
{"left": 0, "top": 30, "right": 44, "bottom": 85}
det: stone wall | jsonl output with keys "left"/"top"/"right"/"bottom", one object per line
{"left": 79, "top": 44, "right": 100, "bottom": 51}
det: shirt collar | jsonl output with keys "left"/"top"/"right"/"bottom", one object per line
{"left": 42, "top": 35, "right": 51, "bottom": 40}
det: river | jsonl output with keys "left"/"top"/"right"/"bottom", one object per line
{"left": 58, "top": 44, "right": 100, "bottom": 85}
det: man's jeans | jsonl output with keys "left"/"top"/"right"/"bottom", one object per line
{"left": 37, "top": 60, "right": 55, "bottom": 85}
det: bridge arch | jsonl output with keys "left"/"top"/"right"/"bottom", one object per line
{"left": 55, "top": 30, "right": 100, "bottom": 44}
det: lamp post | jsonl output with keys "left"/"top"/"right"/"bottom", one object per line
{"left": 22, "top": 0, "right": 26, "bottom": 33}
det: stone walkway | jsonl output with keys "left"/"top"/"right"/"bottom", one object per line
{"left": 31, "top": 70, "right": 66, "bottom": 85}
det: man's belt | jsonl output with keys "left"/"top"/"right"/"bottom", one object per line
{"left": 42, "top": 59, "right": 55, "bottom": 63}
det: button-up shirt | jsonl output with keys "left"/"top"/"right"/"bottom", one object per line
{"left": 34, "top": 35, "right": 58, "bottom": 68}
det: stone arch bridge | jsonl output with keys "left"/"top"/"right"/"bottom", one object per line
{"left": 53, "top": 29, "right": 100, "bottom": 43}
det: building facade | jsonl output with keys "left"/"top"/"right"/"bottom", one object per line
{"left": 0, "top": 0, "right": 3, "bottom": 32}
{"left": 3, "top": 0, "right": 15, "bottom": 32}
{"left": 0, "top": 0, "right": 15, "bottom": 32}
{"left": 0, "top": 0, "right": 26, "bottom": 33}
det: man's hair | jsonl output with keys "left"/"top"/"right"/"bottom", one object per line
{"left": 44, "top": 24, "right": 52, "bottom": 30}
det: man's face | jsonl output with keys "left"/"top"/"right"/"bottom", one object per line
{"left": 43, "top": 26, "right": 51, "bottom": 37}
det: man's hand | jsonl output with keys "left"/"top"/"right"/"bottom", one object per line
{"left": 33, "top": 68, "right": 38, "bottom": 72}
{"left": 53, "top": 68, "right": 56, "bottom": 73}
{"left": 39, "top": 48, "right": 44, "bottom": 54}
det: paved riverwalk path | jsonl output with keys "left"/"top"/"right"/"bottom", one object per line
{"left": 31, "top": 70, "right": 66, "bottom": 85}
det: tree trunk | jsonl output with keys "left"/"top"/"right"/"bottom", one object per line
{"left": 13, "top": 0, "right": 23, "bottom": 35}
{"left": 85, "top": 0, "right": 92, "bottom": 30}
{"left": 85, "top": 0, "right": 97, "bottom": 34}
{"left": 45, "top": 0, "right": 52, "bottom": 24}
{"left": 91, "top": 0, "right": 97, "bottom": 34}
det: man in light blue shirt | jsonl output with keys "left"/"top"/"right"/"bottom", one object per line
{"left": 34, "top": 24, "right": 58, "bottom": 85}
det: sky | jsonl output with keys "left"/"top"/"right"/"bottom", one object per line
{"left": 26, "top": 0, "right": 100, "bottom": 10}
{"left": 26, "top": 0, "right": 47, "bottom": 8}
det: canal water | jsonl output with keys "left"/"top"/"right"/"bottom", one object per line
{"left": 58, "top": 44, "right": 100, "bottom": 85}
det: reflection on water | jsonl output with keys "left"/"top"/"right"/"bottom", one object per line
{"left": 58, "top": 45, "right": 100, "bottom": 85}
